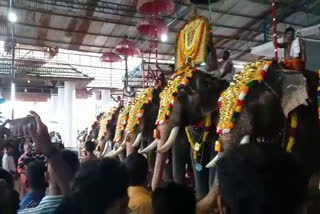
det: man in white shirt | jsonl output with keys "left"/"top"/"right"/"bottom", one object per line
{"left": 219, "top": 51, "right": 234, "bottom": 82}
{"left": 278, "top": 27, "right": 304, "bottom": 70}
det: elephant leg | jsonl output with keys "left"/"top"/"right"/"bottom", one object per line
{"left": 172, "top": 130, "right": 190, "bottom": 184}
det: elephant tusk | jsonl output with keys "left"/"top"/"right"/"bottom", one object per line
{"left": 106, "top": 146, "right": 124, "bottom": 158}
{"left": 120, "top": 141, "right": 126, "bottom": 148}
{"left": 206, "top": 153, "right": 223, "bottom": 168}
{"left": 100, "top": 141, "right": 110, "bottom": 157}
{"left": 240, "top": 135, "right": 250, "bottom": 145}
{"left": 139, "top": 139, "right": 158, "bottom": 154}
{"left": 157, "top": 126, "right": 180, "bottom": 153}
{"left": 132, "top": 132, "right": 142, "bottom": 148}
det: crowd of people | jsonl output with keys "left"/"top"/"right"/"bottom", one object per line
{"left": 0, "top": 111, "right": 309, "bottom": 214}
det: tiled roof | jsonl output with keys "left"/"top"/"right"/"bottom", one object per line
{"left": 0, "top": 58, "right": 94, "bottom": 81}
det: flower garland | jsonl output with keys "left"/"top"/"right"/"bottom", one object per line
{"left": 175, "top": 15, "right": 211, "bottom": 71}
{"left": 181, "top": 18, "right": 205, "bottom": 58}
{"left": 156, "top": 68, "right": 196, "bottom": 127}
{"left": 286, "top": 111, "right": 298, "bottom": 153}
{"left": 185, "top": 115, "right": 212, "bottom": 160}
{"left": 216, "top": 61, "right": 272, "bottom": 135}
{"left": 114, "top": 103, "right": 131, "bottom": 142}
{"left": 126, "top": 86, "right": 157, "bottom": 133}
{"left": 317, "top": 69, "right": 320, "bottom": 128}
{"left": 97, "top": 107, "right": 118, "bottom": 141}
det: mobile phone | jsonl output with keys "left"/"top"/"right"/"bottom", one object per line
{"left": 8, "top": 116, "right": 36, "bottom": 136}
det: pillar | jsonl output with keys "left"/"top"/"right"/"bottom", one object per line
{"left": 50, "top": 93, "right": 58, "bottom": 119}
{"left": 57, "top": 86, "right": 64, "bottom": 138}
{"left": 63, "top": 81, "right": 76, "bottom": 150}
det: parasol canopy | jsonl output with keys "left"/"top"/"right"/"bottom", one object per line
{"left": 137, "top": 19, "right": 168, "bottom": 39}
{"left": 115, "top": 38, "right": 140, "bottom": 57}
{"left": 137, "top": 0, "right": 174, "bottom": 16}
{"left": 100, "top": 51, "right": 122, "bottom": 63}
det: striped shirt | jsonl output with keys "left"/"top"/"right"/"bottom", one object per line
{"left": 18, "top": 195, "right": 64, "bottom": 214}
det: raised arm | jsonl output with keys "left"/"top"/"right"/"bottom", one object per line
{"left": 28, "top": 111, "right": 74, "bottom": 195}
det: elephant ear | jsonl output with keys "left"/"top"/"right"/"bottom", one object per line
{"left": 281, "top": 72, "right": 309, "bottom": 117}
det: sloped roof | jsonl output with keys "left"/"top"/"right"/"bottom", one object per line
{"left": 0, "top": 58, "right": 94, "bottom": 81}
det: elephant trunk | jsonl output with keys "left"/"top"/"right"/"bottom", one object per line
{"left": 106, "top": 144, "right": 125, "bottom": 158}
{"left": 151, "top": 124, "right": 172, "bottom": 191}
{"left": 126, "top": 132, "right": 139, "bottom": 156}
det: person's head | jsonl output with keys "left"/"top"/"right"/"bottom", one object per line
{"left": 217, "top": 142, "right": 307, "bottom": 214}
{"left": 152, "top": 182, "right": 196, "bottom": 214}
{"left": 117, "top": 96, "right": 121, "bottom": 101}
{"left": 124, "top": 153, "right": 148, "bottom": 186}
{"left": 0, "top": 169, "right": 19, "bottom": 214}
{"left": 285, "top": 27, "right": 295, "bottom": 42}
{"left": 63, "top": 158, "right": 129, "bottom": 214}
{"left": 23, "top": 142, "right": 32, "bottom": 154}
{"left": 46, "top": 150, "right": 79, "bottom": 190}
{"left": 26, "top": 160, "right": 47, "bottom": 192}
{"left": 84, "top": 141, "right": 95, "bottom": 154}
{"left": 4, "top": 141, "right": 16, "bottom": 155}
{"left": 0, "top": 168, "right": 14, "bottom": 189}
{"left": 222, "top": 50, "right": 230, "bottom": 60}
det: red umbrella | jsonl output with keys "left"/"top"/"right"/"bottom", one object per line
{"left": 137, "top": 19, "right": 168, "bottom": 39}
{"left": 115, "top": 38, "right": 140, "bottom": 57}
{"left": 100, "top": 51, "right": 122, "bottom": 63}
{"left": 137, "top": 0, "right": 174, "bottom": 16}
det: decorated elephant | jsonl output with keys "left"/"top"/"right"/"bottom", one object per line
{"left": 208, "top": 62, "right": 320, "bottom": 172}
{"left": 96, "top": 106, "right": 122, "bottom": 156}
{"left": 85, "top": 112, "right": 104, "bottom": 142}
{"left": 105, "top": 102, "right": 132, "bottom": 160}
{"left": 149, "top": 13, "right": 230, "bottom": 193}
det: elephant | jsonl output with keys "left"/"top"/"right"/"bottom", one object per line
{"left": 97, "top": 107, "right": 122, "bottom": 157}
{"left": 86, "top": 112, "right": 104, "bottom": 142}
{"left": 151, "top": 69, "right": 229, "bottom": 191}
{"left": 199, "top": 62, "right": 320, "bottom": 213}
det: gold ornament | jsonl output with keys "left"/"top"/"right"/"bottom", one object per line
{"left": 125, "top": 88, "right": 153, "bottom": 133}
{"left": 97, "top": 107, "right": 118, "bottom": 141}
{"left": 114, "top": 102, "right": 131, "bottom": 142}
{"left": 217, "top": 61, "right": 271, "bottom": 133}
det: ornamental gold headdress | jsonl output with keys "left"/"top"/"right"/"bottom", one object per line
{"left": 114, "top": 102, "right": 131, "bottom": 142}
{"left": 125, "top": 86, "right": 158, "bottom": 133}
{"left": 156, "top": 13, "right": 211, "bottom": 127}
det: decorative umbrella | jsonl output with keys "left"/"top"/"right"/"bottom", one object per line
{"left": 100, "top": 51, "right": 122, "bottom": 63}
{"left": 137, "top": 18, "right": 168, "bottom": 39}
{"left": 115, "top": 38, "right": 140, "bottom": 92}
{"left": 137, "top": 0, "right": 174, "bottom": 16}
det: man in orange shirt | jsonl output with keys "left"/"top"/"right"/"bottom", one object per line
{"left": 124, "top": 153, "right": 152, "bottom": 214}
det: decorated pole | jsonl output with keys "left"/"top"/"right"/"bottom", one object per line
{"left": 271, "top": 0, "right": 278, "bottom": 61}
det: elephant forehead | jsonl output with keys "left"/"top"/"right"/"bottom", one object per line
{"left": 281, "top": 73, "right": 309, "bottom": 117}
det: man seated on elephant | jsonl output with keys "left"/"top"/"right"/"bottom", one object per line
{"left": 278, "top": 27, "right": 305, "bottom": 70}
{"left": 125, "top": 153, "right": 152, "bottom": 214}
{"left": 216, "top": 142, "right": 307, "bottom": 214}
{"left": 219, "top": 51, "right": 234, "bottom": 82}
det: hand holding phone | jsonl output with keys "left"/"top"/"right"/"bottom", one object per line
{"left": 8, "top": 116, "right": 36, "bottom": 137}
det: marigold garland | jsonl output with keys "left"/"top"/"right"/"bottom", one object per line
{"left": 114, "top": 103, "right": 131, "bottom": 142}
{"left": 125, "top": 86, "right": 157, "bottom": 133}
{"left": 286, "top": 111, "right": 298, "bottom": 153}
{"left": 317, "top": 69, "right": 320, "bottom": 128}
{"left": 185, "top": 115, "right": 212, "bottom": 160}
{"left": 175, "top": 15, "right": 210, "bottom": 71}
{"left": 97, "top": 107, "right": 118, "bottom": 141}
{"left": 216, "top": 60, "right": 272, "bottom": 136}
